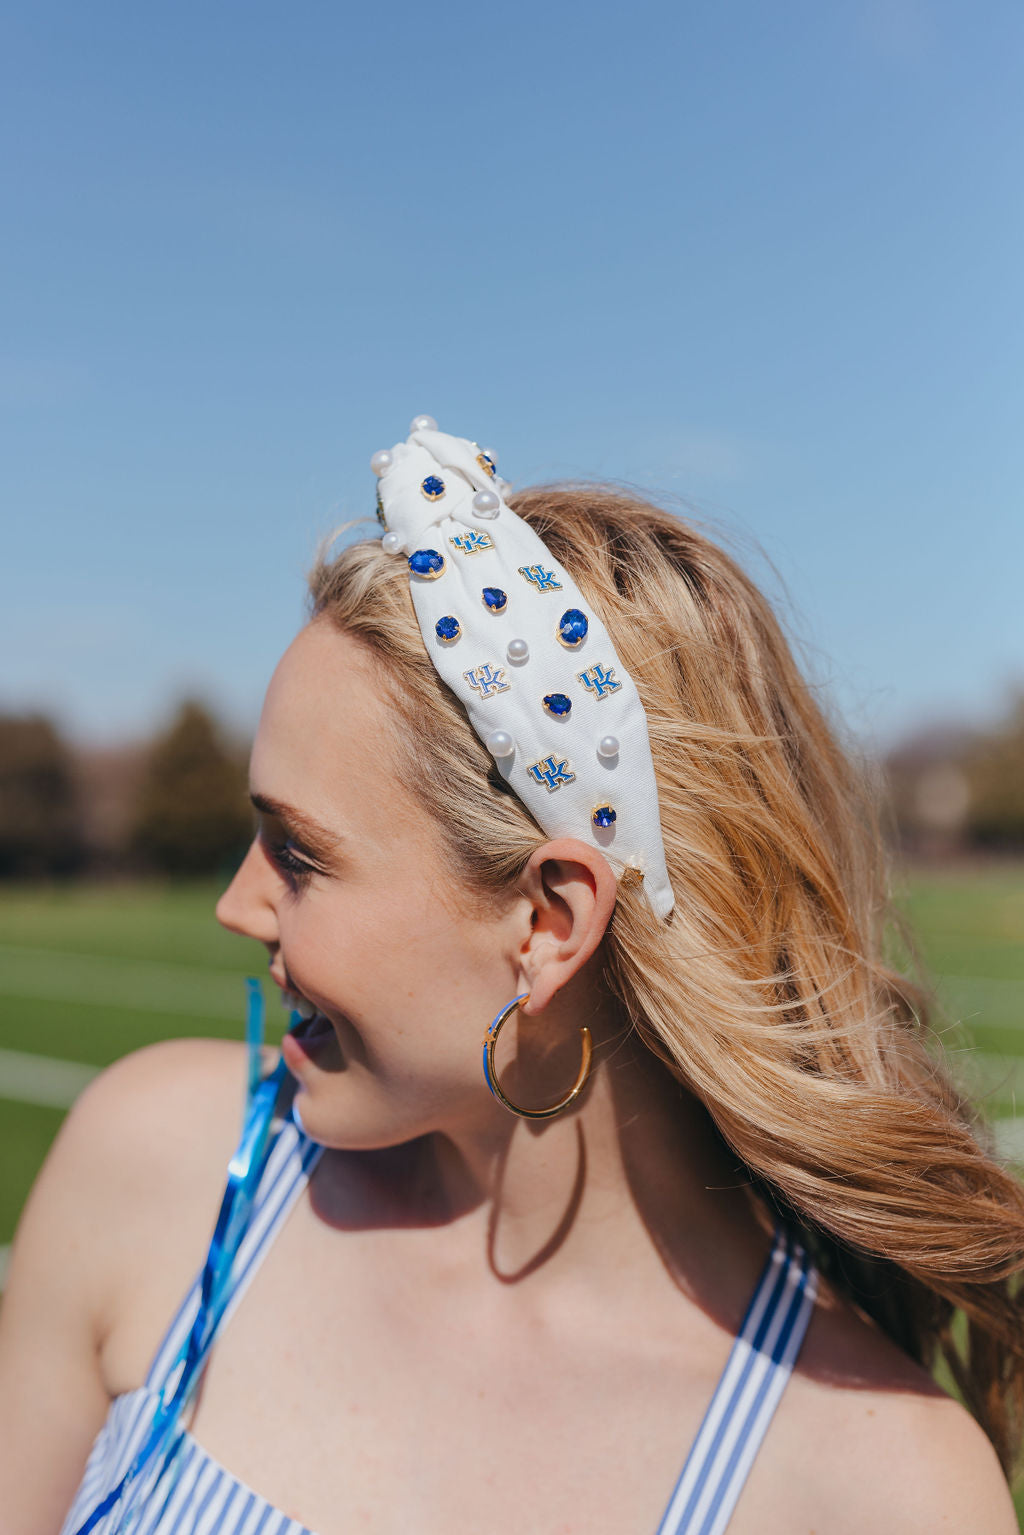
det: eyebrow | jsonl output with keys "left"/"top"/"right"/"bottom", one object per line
{"left": 250, "top": 791, "right": 346, "bottom": 860}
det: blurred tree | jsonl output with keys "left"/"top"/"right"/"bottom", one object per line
{"left": 883, "top": 725, "right": 973, "bottom": 856}
{"left": 0, "top": 713, "right": 83, "bottom": 877}
{"left": 962, "top": 692, "right": 1024, "bottom": 849}
{"left": 75, "top": 743, "right": 147, "bottom": 871}
{"left": 129, "top": 700, "right": 252, "bottom": 876}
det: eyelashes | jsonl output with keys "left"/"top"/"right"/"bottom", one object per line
{"left": 262, "top": 834, "right": 320, "bottom": 889}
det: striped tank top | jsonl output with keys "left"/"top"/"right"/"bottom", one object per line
{"left": 61, "top": 1111, "right": 819, "bottom": 1535}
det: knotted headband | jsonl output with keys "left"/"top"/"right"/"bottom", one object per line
{"left": 371, "top": 416, "right": 674, "bottom": 920}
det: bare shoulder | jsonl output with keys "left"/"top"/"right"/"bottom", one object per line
{"left": 6, "top": 1037, "right": 250, "bottom": 1332}
{"left": 899, "top": 1394, "right": 1018, "bottom": 1533}
{"left": 72, "top": 1038, "right": 251, "bottom": 1327}
{"left": 66, "top": 1034, "right": 249, "bottom": 1191}
{"left": 0, "top": 1038, "right": 251, "bottom": 1529}
{"left": 769, "top": 1278, "right": 1019, "bottom": 1533}
{"left": 52, "top": 1037, "right": 248, "bottom": 1240}
{"left": 820, "top": 1386, "right": 1018, "bottom": 1533}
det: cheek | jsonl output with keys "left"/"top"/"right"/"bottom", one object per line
{"left": 278, "top": 877, "right": 495, "bottom": 1015}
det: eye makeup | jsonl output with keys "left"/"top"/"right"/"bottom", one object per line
{"left": 250, "top": 790, "right": 343, "bottom": 885}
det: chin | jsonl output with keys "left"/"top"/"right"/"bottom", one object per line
{"left": 286, "top": 1065, "right": 483, "bottom": 1154}
{"left": 287, "top": 1084, "right": 432, "bottom": 1153}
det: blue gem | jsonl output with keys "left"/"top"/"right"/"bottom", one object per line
{"left": 408, "top": 548, "right": 446, "bottom": 579}
{"left": 592, "top": 805, "right": 617, "bottom": 829}
{"left": 558, "top": 608, "right": 589, "bottom": 648}
{"left": 477, "top": 451, "right": 496, "bottom": 477}
{"left": 421, "top": 474, "right": 446, "bottom": 500}
{"left": 543, "top": 693, "right": 573, "bottom": 718}
{"left": 435, "top": 615, "right": 461, "bottom": 641}
{"left": 482, "top": 587, "right": 507, "bottom": 612}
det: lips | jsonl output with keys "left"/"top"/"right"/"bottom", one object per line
{"left": 280, "top": 1002, "right": 346, "bottom": 1074}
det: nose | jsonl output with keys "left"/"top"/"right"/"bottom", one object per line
{"left": 216, "top": 838, "right": 280, "bottom": 947}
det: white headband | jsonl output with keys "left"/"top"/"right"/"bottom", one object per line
{"left": 370, "top": 416, "right": 674, "bottom": 920}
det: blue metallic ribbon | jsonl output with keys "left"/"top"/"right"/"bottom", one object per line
{"left": 73, "top": 979, "right": 294, "bottom": 1534}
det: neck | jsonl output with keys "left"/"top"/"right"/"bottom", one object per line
{"left": 472, "top": 1026, "right": 765, "bottom": 1292}
{"left": 315, "top": 1012, "right": 770, "bottom": 1301}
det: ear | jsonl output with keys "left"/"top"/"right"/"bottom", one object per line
{"left": 515, "top": 838, "right": 618, "bottom": 1015}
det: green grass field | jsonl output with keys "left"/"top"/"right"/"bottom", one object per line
{"left": 1, "top": 868, "right": 1023, "bottom": 1516}
{"left": 0, "top": 880, "right": 274, "bottom": 1242}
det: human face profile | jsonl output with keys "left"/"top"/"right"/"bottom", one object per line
{"left": 216, "top": 619, "right": 532, "bottom": 1150}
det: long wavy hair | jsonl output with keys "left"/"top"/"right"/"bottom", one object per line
{"left": 309, "top": 483, "right": 1024, "bottom": 1480}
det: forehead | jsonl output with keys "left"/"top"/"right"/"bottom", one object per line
{"left": 251, "top": 620, "right": 426, "bottom": 853}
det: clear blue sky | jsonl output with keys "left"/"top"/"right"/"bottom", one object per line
{"left": 2, "top": 0, "right": 1021, "bottom": 752}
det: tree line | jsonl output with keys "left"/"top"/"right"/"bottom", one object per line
{"left": 1, "top": 689, "right": 1022, "bottom": 880}
{"left": 0, "top": 702, "right": 253, "bottom": 879}
{"left": 883, "top": 690, "right": 1024, "bottom": 855}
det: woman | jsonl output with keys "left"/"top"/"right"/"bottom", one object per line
{"left": 1, "top": 419, "right": 1022, "bottom": 1533}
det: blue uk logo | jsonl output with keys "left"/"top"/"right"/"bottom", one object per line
{"left": 449, "top": 530, "right": 494, "bottom": 555}
{"left": 463, "top": 663, "right": 511, "bottom": 701}
{"left": 527, "top": 755, "right": 577, "bottom": 792}
{"left": 518, "top": 564, "right": 563, "bottom": 592}
{"left": 578, "top": 662, "right": 622, "bottom": 701}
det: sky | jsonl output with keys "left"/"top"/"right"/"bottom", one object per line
{"left": 1, "top": 0, "right": 1021, "bottom": 754}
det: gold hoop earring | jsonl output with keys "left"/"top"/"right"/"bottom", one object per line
{"left": 482, "top": 993, "right": 593, "bottom": 1120}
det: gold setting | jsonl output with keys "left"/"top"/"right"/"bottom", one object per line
{"left": 420, "top": 475, "right": 446, "bottom": 501}
{"left": 409, "top": 551, "right": 447, "bottom": 581}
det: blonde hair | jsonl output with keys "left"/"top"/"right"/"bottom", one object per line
{"left": 310, "top": 483, "right": 1024, "bottom": 1479}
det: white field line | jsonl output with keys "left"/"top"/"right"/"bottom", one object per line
{"left": 0, "top": 943, "right": 250, "bottom": 1021}
{"left": 995, "top": 1118, "right": 1024, "bottom": 1165}
{"left": 0, "top": 1047, "right": 100, "bottom": 1109}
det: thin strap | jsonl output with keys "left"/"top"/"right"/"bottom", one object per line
{"left": 144, "top": 1115, "right": 324, "bottom": 1395}
{"left": 655, "top": 1224, "right": 818, "bottom": 1535}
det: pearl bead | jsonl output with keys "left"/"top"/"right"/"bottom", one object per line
{"left": 506, "top": 637, "right": 529, "bottom": 664}
{"left": 409, "top": 414, "right": 438, "bottom": 434}
{"left": 486, "top": 730, "right": 515, "bottom": 759}
{"left": 382, "top": 531, "right": 405, "bottom": 555}
{"left": 370, "top": 449, "right": 393, "bottom": 477}
{"left": 597, "top": 735, "right": 620, "bottom": 759}
{"left": 472, "top": 489, "right": 500, "bottom": 519}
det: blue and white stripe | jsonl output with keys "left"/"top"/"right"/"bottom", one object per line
{"left": 60, "top": 1114, "right": 324, "bottom": 1535}
{"left": 63, "top": 1116, "right": 817, "bottom": 1535}
{"left": 654, "top": 1223, "right": 818, "bottom": 1535}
